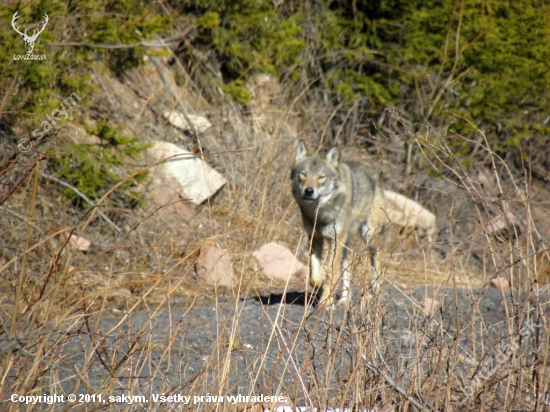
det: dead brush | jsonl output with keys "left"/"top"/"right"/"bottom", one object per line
{"left": 1, "top": 57, "right": 549, "bottom": 412}
{"left": 367, "top": 111, "right": 550, "bottom": 410}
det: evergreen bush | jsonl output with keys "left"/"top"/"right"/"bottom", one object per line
{"left": 46, "top": 118, "right": 151, "bottom": 209}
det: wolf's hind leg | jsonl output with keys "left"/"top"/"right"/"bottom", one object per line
{"left": 338, "top": 258, "right": 351, "bottom": 306}
{"left": 361, "top": 223, "right": 381, "bottom": 296}
{"left": 338, "top": 248, "right": 351, "bottom": 306}
{"left": 368, "top": 243, "right": 381, "bottom": 295}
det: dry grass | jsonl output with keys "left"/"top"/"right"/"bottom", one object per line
{"left": 1, "top": 57, "right": 550, "bottom": 411}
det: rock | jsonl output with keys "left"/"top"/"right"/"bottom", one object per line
{"left": 476, "top": 167, "right": 499, "bottom": 196}
{"left": 249, "top": 73, "right": 281, "bottom": 110}
{"left": 421, "top": 297, "right": 440, "bottom": 315}
{"left": 395, "top": 281, "right": 410, "bottom": 290}
{"left": 148, "top": 141, "right": 226, "bottom": 205}
{"left": 69, "top": 235, "right": 91, "bottom": 251}
{"left": 399, "top": 331, "right": 417, "bottom": 346}
{"left": 484, "top": 212, "right": 521, "bottom": 240}
{"left": 108, "top": 287, "right": 133, "bottom": 298}
{"left": 164, "top": 111, "right": 211, "bottom": 133}
{"left": 491, "top": 276, "right": 510, "bottom": 292}
{"left": 196, "top": 247, "right": 235, "bottom": 287}
{"left": 253, "top": 242, "right": 307, "bottom": 283}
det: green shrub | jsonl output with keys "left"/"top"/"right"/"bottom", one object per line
{"left": 46, "top": 118, "right": 151, "bottom": 209}
{"left": 0, "top": 0, "right": 171, "bottom": 131}
{"left": 179, "top": 0, "right": 306, "bottom": 82}
{"left": 176, "top": 0, "right": 550, "bottom": 175}
{"left": 4, "top": 0, "right": 549, "bottom": 179}
{"left": 1, "top": 0, "right": 170, "bottom": 212}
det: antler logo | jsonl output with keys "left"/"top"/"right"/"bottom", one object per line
{"left": 12, "top": 10, "right": 49, "bottom": 55}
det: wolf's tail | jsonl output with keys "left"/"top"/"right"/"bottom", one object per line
{"left": 382, "top": 190, "right": 437, "bottom": 240}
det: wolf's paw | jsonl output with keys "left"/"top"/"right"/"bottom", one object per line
{"left": 324, "top": 303, "right": 337, "bottom": 312}
{"left": 337, "top": 296, "right": 349, "bottom": 308}
{"left": 309, "top": 254, "right": 326, "bottom": 288}
{"left": 317, "top": 295, "right": 335, "bottom": 311}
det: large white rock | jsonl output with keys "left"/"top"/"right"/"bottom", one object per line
{"left": 149, "top": 141, "right": 226, "bottom": 205}
{"left": 164, "top": 111, "right": 211, "bottom": 133}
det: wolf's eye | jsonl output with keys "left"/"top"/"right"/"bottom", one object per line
{"left": 318, "top": 175, "right": 326, "bottom": 183}
{"left": 299, "top": 172, "right": 307, "bottom": 179}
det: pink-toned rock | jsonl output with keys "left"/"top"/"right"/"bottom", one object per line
{"left": 484, "top": 212, "right": 521, "bottom": 239}
{"left": 70, "top": 235, "right": 91, "bottom": 251}
{"left": 396, "top": 282, "right": 410, "bottom": 290}
{"left": 253, "top": 242, "right": 306, "bottom": 282}
{"left": 422, "top": 297, "right": 440, "bottom": 315}
{"left": 196, "top": 247, "right": 235, "bottom": 287}
{"left": 102, "top": 287, "right": 133, "bottom": 299}
{"left": 491, "top": 276, "right": 510, "bottom": 292}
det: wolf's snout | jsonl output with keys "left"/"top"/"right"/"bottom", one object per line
{"left": 304, "top": 187, "right": 314, "bottom": 197}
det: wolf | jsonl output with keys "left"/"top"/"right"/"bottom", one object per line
{"left": 291, "top": 140, "right": 386, "bottom": 306}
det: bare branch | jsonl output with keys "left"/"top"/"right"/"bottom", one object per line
{"left": 40, "top": 172, "right": 121, "bottom": 233}
{"left": 50, "top": 29, "right": 195, "bottom": 50}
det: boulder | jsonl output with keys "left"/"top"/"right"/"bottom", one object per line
{"left": 196, "top": 247, "right": 235, "bottom": 287}
{"left": 253, "top": 242, "right": 307, "bottom": 283}
{"left": 69, "top": 234, "right": 91, "bottom": 251}
{"left": 148, "top": 141, "right": 226, "bottom": 205}
{"left": 164, "top": 111, "right": 211, "bottom": 133}
{"left": 421, "top": 297, "right": 440, "bottom": 315}
{"left": 491, "top": 276, "right": 511, "bottom": 292}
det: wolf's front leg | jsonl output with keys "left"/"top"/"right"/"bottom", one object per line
{"left": 319, "top": 238, "right": 344, "bottom": 307}
{"left": 309, "top": 253, "right": 325, "bottom": 288}
{"left": 308, "top": 236, "right": 325, "bottom": 288}
{"left": 361, "top": 223, "right": 382, "bottom": 296}
{"left": 368, "top": 243, "right": 381, "bottom": 296}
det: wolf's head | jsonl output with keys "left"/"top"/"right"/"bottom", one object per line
{"left": 291, "top": 140, "right": 340, "bottom": 204}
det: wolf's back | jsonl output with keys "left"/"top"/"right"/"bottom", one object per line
{"left": 345, "top": 161, "right": 379, "bottom": 203}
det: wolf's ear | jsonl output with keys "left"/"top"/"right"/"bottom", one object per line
{"left": 295, "top": 140, "right": 308, "bottom": 161}
{"left": 326, "top": 147, "right": 339, "bottom": 167}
